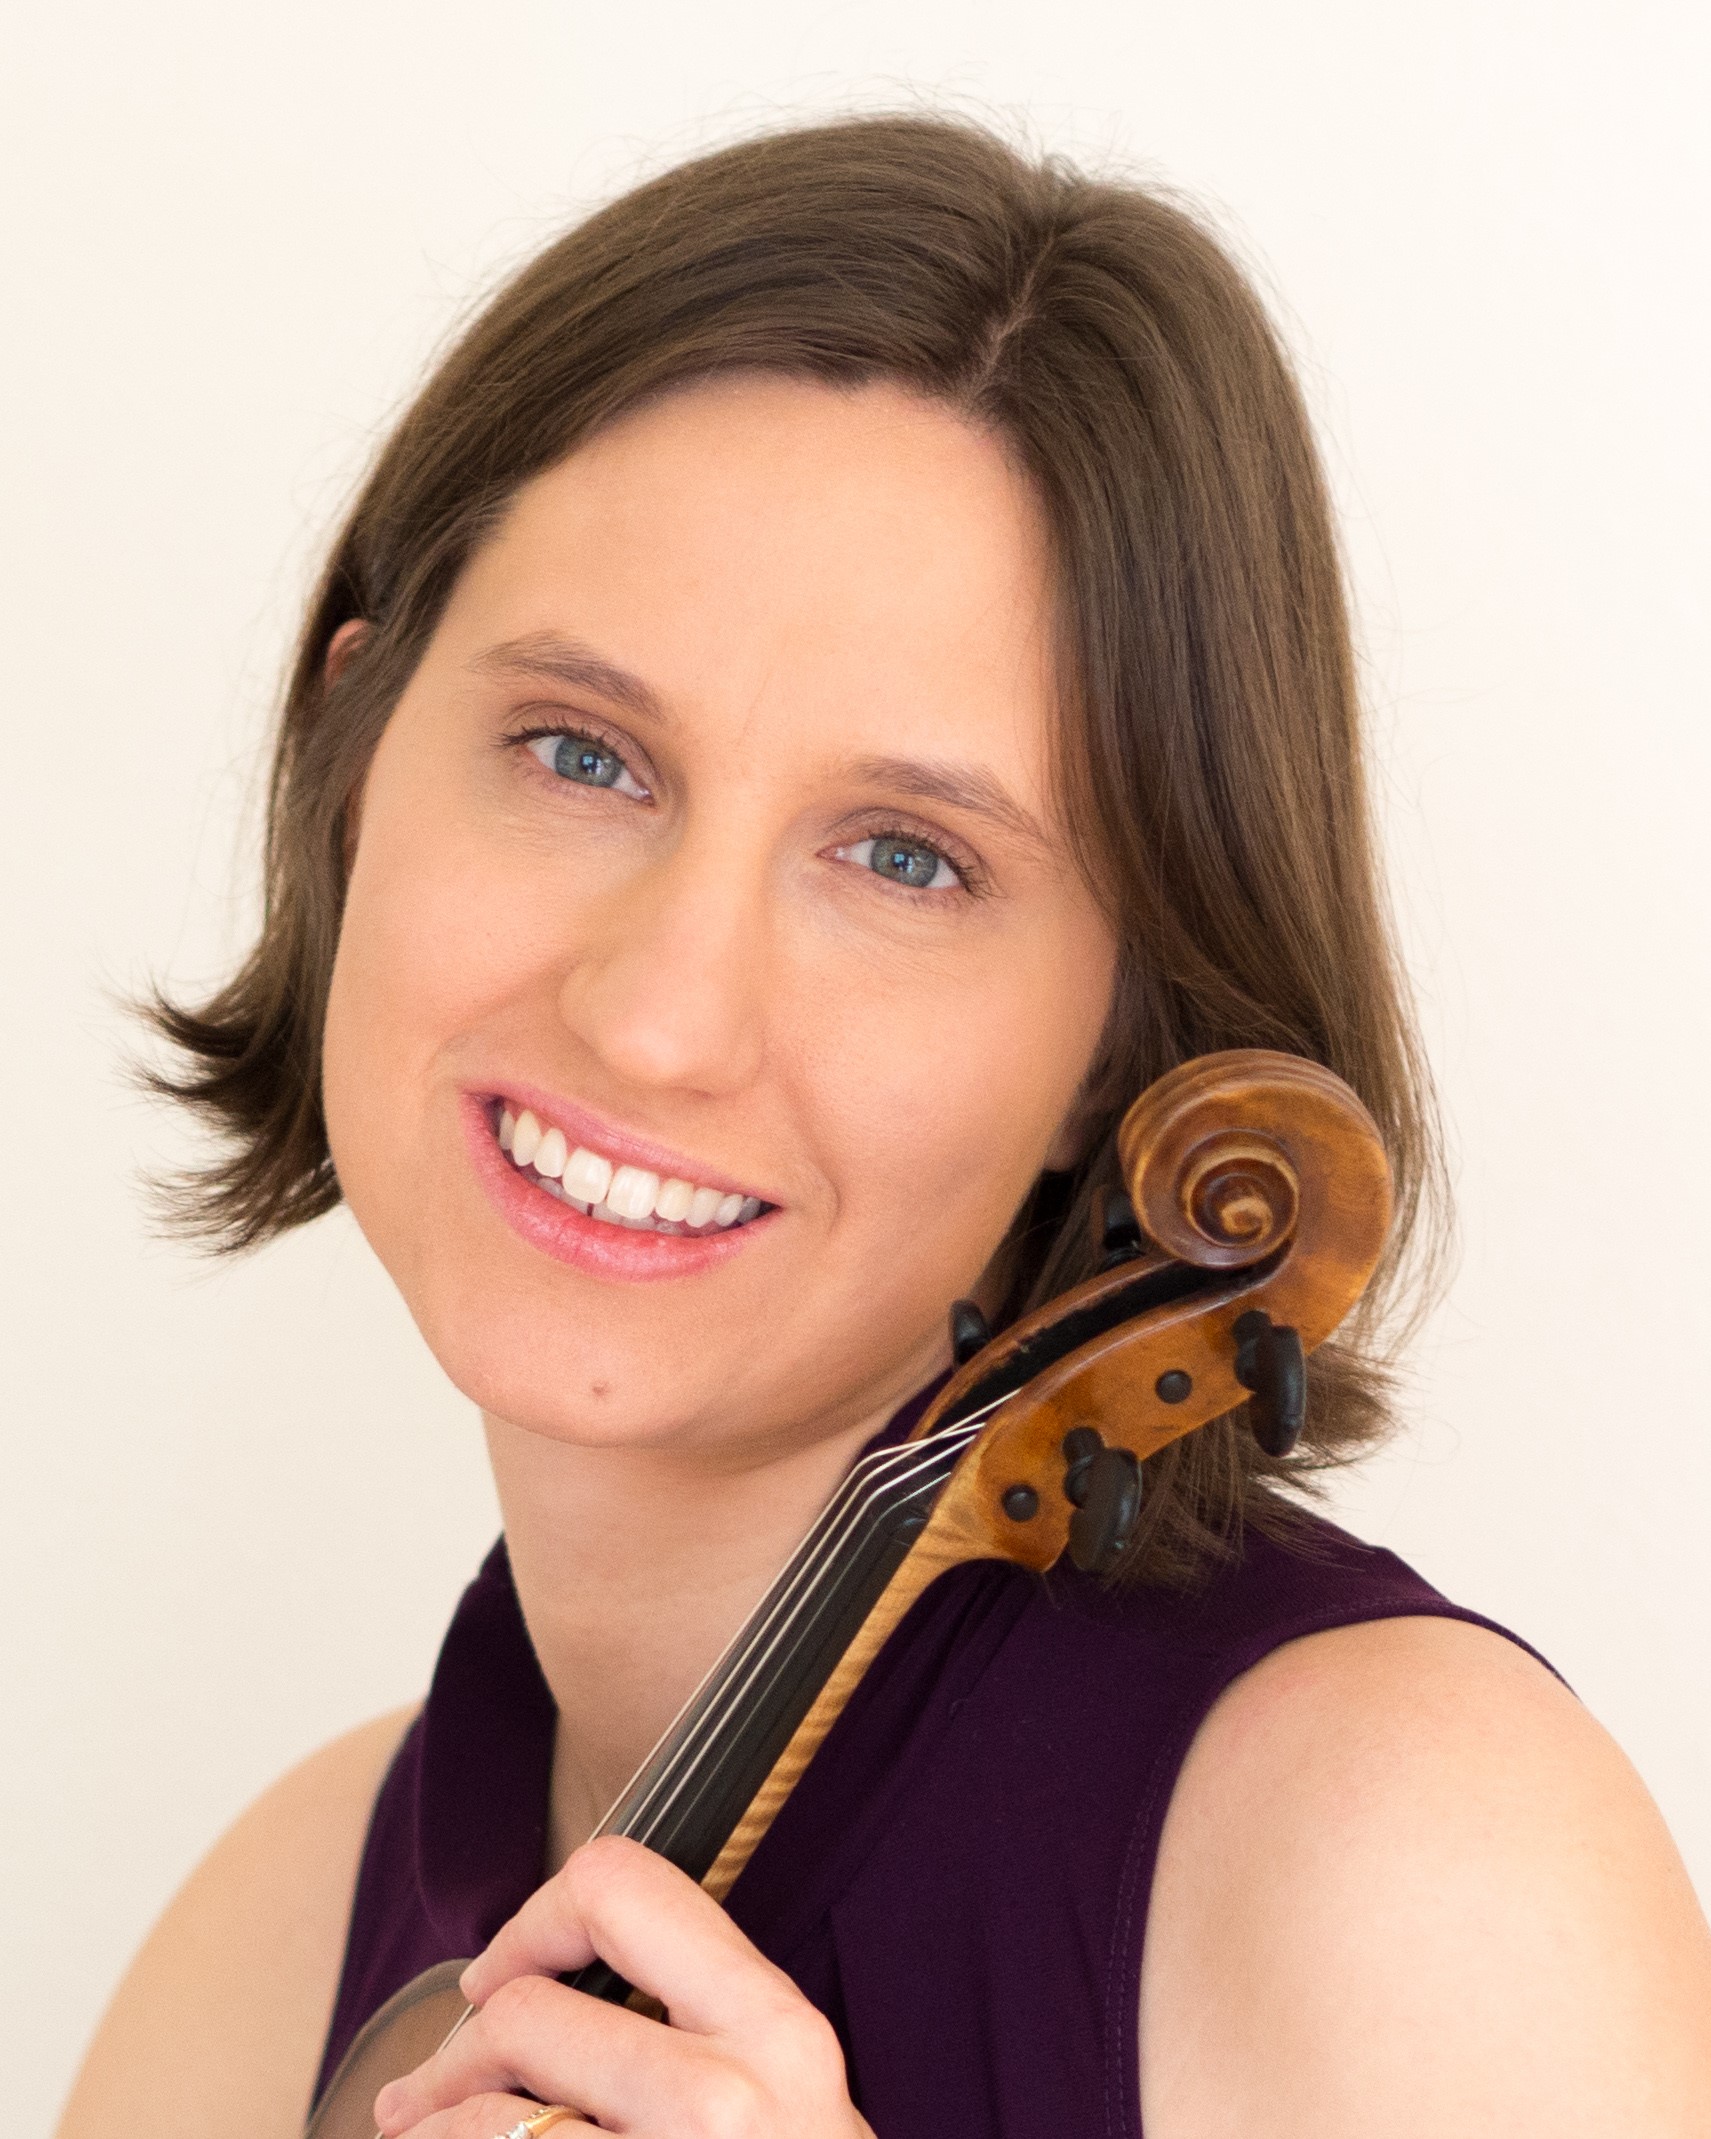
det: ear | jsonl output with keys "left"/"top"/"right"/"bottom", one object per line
{"left": 324, "top": 617, "right": 370, "bottom": 688}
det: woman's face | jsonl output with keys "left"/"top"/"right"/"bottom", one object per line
{"left": 323, "top": 374, "right": 1117, "bottom": 1461}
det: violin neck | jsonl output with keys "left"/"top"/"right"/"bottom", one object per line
{"left": 596, "top": 1414, "right": 983, "bottom": 1878}
{"left": 559, "top": 1416, "right": 989, "bottom": 2000}
{"left": 565, "top": 1255, "right": 1223, "bottom": 1997}
{"left": 561, "top": 1256, "right": 1258, "bottom": 2003}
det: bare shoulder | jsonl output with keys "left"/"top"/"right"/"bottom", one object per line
{"left": 1139, "top": 1613, "right": 1711, "bottom": 2139}
{"left": 56, "top": 1705, "right": 416, "bottom": 2139}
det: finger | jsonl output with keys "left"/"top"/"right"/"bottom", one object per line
{"left": 462, "top": 1835, "right": 801, "bottom": 2037}
{"left": 461, "top": 1836, "right": 749, "bottom": 2001}
{"left": 388, "top": 2088, "right": 600, "bottom": 2139}
{"left": 376, "top": 1969, "right": 694, "bottom": 2136}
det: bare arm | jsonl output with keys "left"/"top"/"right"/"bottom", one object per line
{"left": 56, "top": 1706, "right": 415, "bottom": 2139}
{"left": 1140, "top": 1616, "right": 1711, "bottom": 2137}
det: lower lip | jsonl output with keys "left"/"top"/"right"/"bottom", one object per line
{"left": 461, "top": 1095, "right": 774, "bottom": 1282}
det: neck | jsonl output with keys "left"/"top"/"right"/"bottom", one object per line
{"left": 484, "top": 1371, "right": 939, "bottom": 1874}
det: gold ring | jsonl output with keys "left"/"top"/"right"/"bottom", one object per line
{"left": 524, "top": 2114, "right": 578, "bottom": 2136}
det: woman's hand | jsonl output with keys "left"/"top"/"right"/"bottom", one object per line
{"left": 372, "top": 1835, "right": 874, "bottom": 2139}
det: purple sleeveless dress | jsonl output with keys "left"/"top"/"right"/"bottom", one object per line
{"left": 316, "top": 1394, "right": 1539, "bottom": 2136}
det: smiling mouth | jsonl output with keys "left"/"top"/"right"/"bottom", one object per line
{"left": 490, "top": 1102, "right": 772, "bottom": 1236}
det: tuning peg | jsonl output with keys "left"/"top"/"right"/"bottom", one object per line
{"left": 1093, "top": 1185, "right": 1145, "bottom": 1270}
{"left": 1067, "top": 1444, "right": 1143, "bottom": 1575}
{"left": 1060, "top": 1424, "right": 1103, "bottom": 1506}
{"left": 949, "top": 1298, "right": 992, "bottom": 1366}
{"left": 1232, "top": 1309, "right": 1307, "bottom": 1457}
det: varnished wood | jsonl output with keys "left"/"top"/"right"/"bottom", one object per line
{"left": 701, "top": 1514, "right": 981, "bottom": 1899}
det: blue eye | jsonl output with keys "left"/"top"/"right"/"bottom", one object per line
{"left": 553, "top": 737, "right": 621, "bottom": 786}
{"left": 524, "top": 731, "right": 648, "bottom": 799}
{"left": 844, "top": 834, "right": 959, "bottom": 891}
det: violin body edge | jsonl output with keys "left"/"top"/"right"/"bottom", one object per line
{"left": 304, "top": 1960, "right": 470, "bottom": 2139}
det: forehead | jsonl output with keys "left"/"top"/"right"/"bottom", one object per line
{"left": 437, "top": 372, "right": 1060, "bottom": 786}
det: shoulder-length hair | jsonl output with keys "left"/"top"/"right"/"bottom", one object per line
{"left": 150, "top": 113, "right": 1444, "bottom": 1585}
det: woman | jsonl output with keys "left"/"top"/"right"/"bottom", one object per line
{"left": 60, "top": 115, "right": 1711, "bottom": 2137}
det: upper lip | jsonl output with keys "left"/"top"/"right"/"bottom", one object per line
{"left": 477, "top": 1078, "right": 775, "bottom": 1204}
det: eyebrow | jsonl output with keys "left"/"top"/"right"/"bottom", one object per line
{"left": 845, "top": 753, "right": 1053, "bottom": 853}
{"left": 471, "top": 631, "right": 666, "bottom": 724}
{"left": 472, "top": 637, "right": 1050, "bottom": 850}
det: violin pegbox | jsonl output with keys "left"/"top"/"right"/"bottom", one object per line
{"left": 910, "top": 1049, "right": 1393, "bottom": 1579}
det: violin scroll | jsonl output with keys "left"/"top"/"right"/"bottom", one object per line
{"left": 1116, "top": 1048, "right": 1392, "bottom": 1315}
{"left": 912, "top": 1047, "right": 1393, "bottom": 1576}
{"left": 1119, "top": 1056, "right": 1323, "bottom": 1270}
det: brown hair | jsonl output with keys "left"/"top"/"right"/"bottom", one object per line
{"left": 149, "top": 113, "right": 1444, "bottom": 1584}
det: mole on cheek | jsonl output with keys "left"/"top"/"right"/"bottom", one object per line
{"left": 591, "top": 1381, "right": 610, "bottom": 1399}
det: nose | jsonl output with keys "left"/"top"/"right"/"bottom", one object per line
{"left": 554, "top": 826, "right": 769, "bottom": 1099}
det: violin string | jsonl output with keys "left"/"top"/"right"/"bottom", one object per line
{"left": 596, "top": 1412, "right": 994, "bottom": 1839}
{"left": 588, "top": 1436, "right": 942, "bottom": 1837}
{"left": 592, "top": 1396, "right": 1008, "bottom": 1852}
{"left": 617, "top": 1423, "right": 985, "bottom": 1854}
{"left": 585, "top": 1446, "right": 912, "bottom": 1842}
{"left": 362, "top": 1410, "right": 996, "bottom": 2139}
{"left": 604, "top": 1420, "right": 986, "bottom": 1851}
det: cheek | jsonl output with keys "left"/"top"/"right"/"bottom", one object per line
{"left": 321, "top": 863, "right": 424, "bottom": 1240}
{"left": 322, "top": 800, "right": 532, "bottom": 1234}
{"left": 801, "top": 913, "right": 1114, "bottom": 1269}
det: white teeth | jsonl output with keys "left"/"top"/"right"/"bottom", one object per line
{"left": 606, "top": 1164, "right": 661, "bottom": 1220}
{"left": 496, "top": 1104, "right": 765, "bottom": 1233}
{"left": 562, "top": 1145, "right": 614, "bottom": 1205}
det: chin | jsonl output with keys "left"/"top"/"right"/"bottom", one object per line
{"left": 335, "top": 1111, "right": 949, "bottom": 1462}
{"left": 397, "top": 1263, "right": 675, "bottom": 1444}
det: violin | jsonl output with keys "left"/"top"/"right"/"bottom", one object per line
{"left": 307, "top": 1047, "right": 1392, "bottom": 2139}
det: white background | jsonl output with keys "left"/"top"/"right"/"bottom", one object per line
{"left": 4, "top": 4, "right": 1707, "bottom": 2129}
